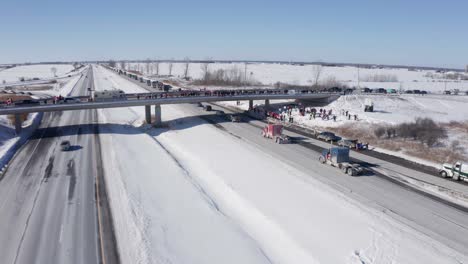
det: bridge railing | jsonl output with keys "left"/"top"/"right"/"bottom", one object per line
{"left": 1, "top": 89, "right": 340, "bottom": 108}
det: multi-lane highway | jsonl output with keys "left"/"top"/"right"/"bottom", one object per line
{"left": 188, "top": 102, "right": 468, "bottom": 256}
{"left": 0, "top": 68, "right": 118, "bottom": 264}
{"left": 115, "top": 66, "right": 468, "bottom": 257}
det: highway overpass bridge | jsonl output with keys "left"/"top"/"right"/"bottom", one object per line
{"left": 0, "top": 90, "right": 340, "bottom": 133}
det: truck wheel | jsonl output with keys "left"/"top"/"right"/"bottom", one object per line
{"left": 440, "top": 171, "right": 448, "bottom": 178}
{"left": 453, "top": 174, "right": 460, "bottom": 181}
{"left": 347, "top": 169, "right": 354, "bottom": 176}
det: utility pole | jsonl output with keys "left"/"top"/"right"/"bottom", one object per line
{"left": 357, "top": 65, "right": 360, "bottom": 88}
{"left": 443, "top": 72, "right": 447, "bottom": 93}
{"left": 244, "top": 62, "right": 247, "bottom": 89}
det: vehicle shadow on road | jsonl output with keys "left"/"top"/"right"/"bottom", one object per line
{"left": 67, "top": 145, "right": 83, "bottom": 151}
{"left": 28, "top": 114, "right": 235, "bottom": 139}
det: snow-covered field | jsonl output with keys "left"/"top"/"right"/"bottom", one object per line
{"left": 221, "top": 92, "right": 468, "bottom": 163}
{"left": 289, "top": 94, "right": 468, "bottom": 127}
{"left": 94, "top": 65, "right": 467, "bottom": 263}
{"left": 0, "top": 64, "right": 75, "bottom": 84}
{"left": 122, "top": 62, "right": 468, "bottom": 93}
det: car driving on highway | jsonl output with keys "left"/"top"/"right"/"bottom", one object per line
{"left": 60, "top": 140, "right": 71, "bottom": 151}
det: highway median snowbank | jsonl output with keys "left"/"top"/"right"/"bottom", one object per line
{"left": 94, "top": 66, "right": 272, "bottom": 264}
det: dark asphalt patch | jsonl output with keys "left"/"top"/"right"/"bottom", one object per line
{"left": 67, "top": 159, "right": 76, "bottom": 201}
{"left": 208, "top": 102, "right": 468, "bottom": 212}
{"left": 43, "top": 156, "right": 54, "bottom": 182}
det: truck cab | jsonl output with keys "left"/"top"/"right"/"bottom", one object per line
{"left": 262, "top": 124, "right": 290, "bottom": 144}
{"left": 440, "top": 162, "right": 468, "bottom": 181}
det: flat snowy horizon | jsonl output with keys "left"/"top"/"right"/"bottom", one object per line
{"left": 122, "top": 62, "right": 468, "bottom": 93}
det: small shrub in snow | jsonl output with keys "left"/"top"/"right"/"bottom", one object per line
{"left": 374, "top": 126, "right": 386, "bottom": 138}
{"left": 395, "top": 118, "right": 447, "bottom": 147}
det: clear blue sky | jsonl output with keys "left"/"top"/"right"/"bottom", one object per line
{"left": 1, "top": 0, "right": 466, "bottom": 68}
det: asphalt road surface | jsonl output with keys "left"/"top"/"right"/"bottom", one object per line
{"left": 178, "top": 102, "right": 468, "bottom": 258}
{"left": 0, "top": 68, "right": 118, "bottom": 264}
{"left": 120, "top": 68, "right": 468, "bottom": 258}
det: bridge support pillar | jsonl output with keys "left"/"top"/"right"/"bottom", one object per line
{"left": 145, "top": 105, "right": 151, "bottom": 124}
{"left": 265, "top": 99, "right": 270, "bottom": 108}
{"left": 248, "top": 100, "right": 253, "bottom": 110}
{"left": 154, "top": 105, "right": 162, "bottom": 127}
{"left": 14, "top": 114, "right": 22, "bottom": 134}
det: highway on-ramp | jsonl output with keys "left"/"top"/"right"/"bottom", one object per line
{"left": 0, "top": 68, "right": 118, "bottom": 264}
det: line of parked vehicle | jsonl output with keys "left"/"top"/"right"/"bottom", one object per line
{"left": 106, "top": 66, "right": 173, "bottom": 92}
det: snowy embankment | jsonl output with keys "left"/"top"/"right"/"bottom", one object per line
{"left": 95, "top": 65, "right": 467, "bottom": 263}
{"left": 94, "top": 66, "right": 273, "bottom": 264}
{"left": 280, "top": 94, "right": 468, "bottom": 128}
{"left": 0, "top": 113, "right": 42, "bottom": 176}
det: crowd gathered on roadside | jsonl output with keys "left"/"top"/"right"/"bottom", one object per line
{"left": 251, "top": 103, "right": 361, "bottom": 126}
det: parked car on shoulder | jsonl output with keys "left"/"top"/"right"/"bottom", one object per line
{"left": 63, "top": 97, "right": 81, "bottom": 103}
{"left": 230, "top": 114, "right": 241, "bottom": 122}
{"left": 372, "top": 88, "right": 387, "bottom": 94}
{"left": 327, "top": 87, "right": 342, "bottom": 93}
{"left": 344, "top": 88, "right": 354, "bottom": 94}
{"left": 338, "top": 139, "right": 358, "bottom": 148}
{"left": 317, "top": 132, "right": 340, "bottom": 142}
{"left": 15, "top": 99, "right": 41, "bottom": 106}
{"left": 359, "top": 87, "right": 371, "bottom": 93}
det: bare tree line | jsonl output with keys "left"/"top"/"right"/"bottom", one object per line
{"left": 168, "top": 59, "right": 174, "bottom": 76}
{"left": 183, "top": 57, "right": 190, "bottom": 79}
{"left": 374, "top": 117, "right": 447, "bottom": 147}
{"left": 362, "top": 73, "right": 398, "bottom": 82}
{"left": 194, "top": 65, "right": 260, "bottom": 86}
{"left": 311, "top": 64, "right": 322, "bottom": 89}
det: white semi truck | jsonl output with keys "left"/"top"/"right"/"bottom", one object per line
{"left": 439, "top": 161, "right": 468, "bottom": 181}
{"left": 94, "top": 89, "right": 126, "bottom": 101}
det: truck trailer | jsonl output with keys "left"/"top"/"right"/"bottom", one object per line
{"left": 319, "top": 147, "right": 363, "bottom": 176}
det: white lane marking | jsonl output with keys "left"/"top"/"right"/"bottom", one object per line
{"left": 59, "top": 224, "right": 64, "bottom": 244}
